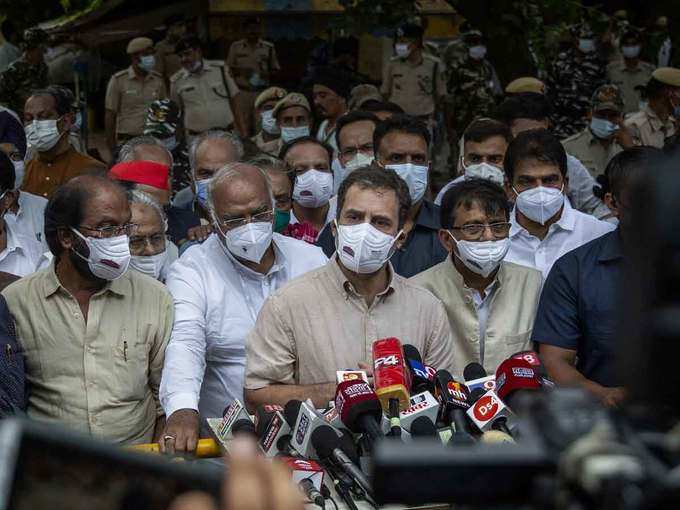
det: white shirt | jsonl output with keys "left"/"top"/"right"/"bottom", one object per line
{"left": 433, "top": 156, "right": 612, "bottom": 221}
{"left": 160, "top": 233, "right": 328, "bottom": 420}
{"left": 505, "top": 198, "right": 615, "bottom": 280}
{"left": 6, "top": 192, "right": 48, "bottom": 250}
{"left": 472, "top": 280, "right": 498, "bottom": 365}
{"left": 0, "top": 216, "right": 43, "bottom": 277}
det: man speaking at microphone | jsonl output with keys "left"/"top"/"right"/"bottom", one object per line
{"left": 412, "top": 178, "right": 542, "bottom": 379}
{"left": 244, "top": 166, "right": 454, "bottom": 409}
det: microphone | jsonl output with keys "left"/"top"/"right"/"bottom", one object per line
{"left": 254, "top": 404, "right": 284, "bottom": 437}
{"left": 397, "top": 391, "right": 440, "bottom": 433}
{"left": 311, "top": 425, "right": 373, "bottom": 499}
{"left": 290, "top": 400, "right": 335, "bottom": 460}
{"left": 511, "top": 350, "right": 555, "bottom": 388}
{"left": 463, "top": 362, "right": 496, "bottom": 395}
{"left": 466, "top": 388, "right": 516, "bottom": 436}
{"left": 403, "top": 344, "right": 435, "bottom": 394}
{"left": 409, "top": 416, "right": 438, "bottom": 438}
{"left": 335, "top": 380, "right": 384, "bottom": 449}
{"left": 218, "top": 399, "right": 253, "bottom": 439}
{"left": 259, "top": 408, "right": 293, "bottom": 457}
{"left": 495, "top": 357, "right": 543, "bottom": 411}
{"left": 433, "top": 369, "right": 475, "bottom": 445}
{"left": 279, "top": 457, "right": 326, "bottom": 507}
{"left": 232, "top": 418, "right": 258, "bottom": 438}
{"left": 336, "top": 370, "right": 369, "bottom": 384}
{"left": 373, "top": 338, "right": 411, "bottom": 437}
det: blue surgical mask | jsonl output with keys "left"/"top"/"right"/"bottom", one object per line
{"left": 195, "top": 178, "right": 210, "bottom": 208}
{"left": 590, "top": 117, "right": 619, "bottom": 139}
{"left": 281, "top": 125, "right": 310, "bottom": 143}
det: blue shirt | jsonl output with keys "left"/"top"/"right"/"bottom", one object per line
{"left": 315, "top": 200, "right": 448, "bottom": 278}
{"left": 532, "top": 229, "right": 624, "bottom": 387}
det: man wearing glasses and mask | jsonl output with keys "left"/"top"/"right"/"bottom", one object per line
{"left": 412, "top": 179, "right": 542, "bottom": 380}
{"left": 2, "top": 175, "right": 174, "bottom": 444}
{"left": 159, "top": 162, "right": 326, "bottom": 455}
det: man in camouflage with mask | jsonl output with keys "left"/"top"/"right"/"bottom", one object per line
{"left": 547, "top": 23, "right": 607, "bottom": 138}
{"left": 0, "top": 28, "right": 49, "bottom": 116}
{"left": 143, "top": 99, "right": 191, "bottom": 197}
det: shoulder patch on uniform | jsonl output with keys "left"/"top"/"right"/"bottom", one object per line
{"left": 113, "top": 69, "right": 128, "bottom": 78}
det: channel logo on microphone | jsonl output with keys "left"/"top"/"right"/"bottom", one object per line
{"left": 296, "top": 414, "right": 310, "bottom": 445}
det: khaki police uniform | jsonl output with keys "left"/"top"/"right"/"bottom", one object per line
{"left": 625, "top": 105, "right": 676, "bottom": 148}
{"left": 170, "top": 59, "right": 240, "bottom": 135}
{"left": 154, "top": 38, "right": 183, "bottom": 83}
{"left": 606, "top": 60, "right": 655, "bottom": 114}
{"left": 226, "top": 39, "right": 280, "bottom": 90}
{"left": 562, "top": 128, "right": 623, "bottom": 178}
{"left": 381, "top": 53, "right": 446, "bottom": 117}
{"left": 105, "top": 66, "right": 166, "bottom": 140}
{"left": 260, "top": 137, "right": 282, "bottom": 157}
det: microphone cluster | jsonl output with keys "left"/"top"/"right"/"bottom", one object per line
{"left": 209, "top": 339, "right": 553, "bottom": 508}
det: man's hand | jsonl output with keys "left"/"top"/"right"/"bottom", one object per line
{"left": 599, "top": 386, "right": 627, "bottom": 408}
{"left": 187, "top": 225, "right": 213, "bottom": 243}
{"left": 160, "top": 409, "right": 200, "bottom": 455}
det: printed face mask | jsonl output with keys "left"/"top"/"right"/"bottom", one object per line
{"left": 450, "top": 231, "right": 510, "bottom": 278}
{"left": 335, "top": 220, "right": 401, "bottom": 274}
{"left": 292, "top": 169, "right": 334, "bottom": 208}
{"left": 70, "top": 228, "right": 131, "bottom": 280}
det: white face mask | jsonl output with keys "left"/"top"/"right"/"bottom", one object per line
{"left": 293, "top": 169, "right": 334, "bottom": 208}
{"left": 12, "top": 160, "right": 24, "bottom": 189}
{"left": 450, "top": 232, "right": 510, "bottom": 278}
{"left": 621, "top": 45, "right": 641, "bottom": 59}
{"left": 395, "top": 43, "right": 411, "bottom": 58}
{"left": 335, "top": 220, "right": 401, "bottom": 274}
{"left": 71, "top": 229, "right": 131, "bottom": 280}
{"left": 219, "top": 221, "right": 273, "bottom": 264}
{"left": 25, "top": 119, "right": 63, "bottom": 152}
{"left": 386, "top": 163, "right": 428, "bottom": 203}
{"left": 462, "top": 161, "right": 505, "bottom": 186}
{"left": 139, "top": 55, "right": 156, "bottom": 72}
{"left": 130, "top": 250, "right": 167, "bottom": 280}
{"left": 578, "top": 38, "right": 596, "bottom": 53}
{"left": 280, "top": 125, "right": 310, "bottom": 143}
{"left": 261, "top": 109, "right": 280, "bottom": 135}
{"left": 343, "top": 152, "right": 374, "bottom": 173}
{"left": 513, "top": 185, "right": 564, "bottom": 225}
{"left": 469, "top": 45, "right": 487, "bottom": 60}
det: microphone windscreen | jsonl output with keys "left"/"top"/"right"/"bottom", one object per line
{"left": 335, "top": 380, "right": 383, "bottom": 433}
{"left": 463, "top": 362, "right": 487, "bottom": 382}
{"left": 337, "top": 429, "right": 360, "bottom": 464}
{"left": 254, "top": 404, "right": 283, "bottom": 437}
{"left": 232, "top": 418, "right": 257, "bottom": 437}
{"left": 283, "top": 400, "right": 302, "bottom": 428}
{"left": 495, "top": 358, "right": 542, "bottom": 401}
{"left": 410, "top": 416, "right": 437, "bottom": 437}
{"left": 403, "top": 344, "right": 423, "bottom": 364}
{"left": 310, "top": 425, "right": 341, "bottom": 460}
{"left": 468, "top": 387, "right": 486, "bottom": 405}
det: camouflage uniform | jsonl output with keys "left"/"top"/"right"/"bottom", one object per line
{"left": 0, "top": 29, "right": 49, "bottom": 116}
{"left": 143, "top": 99, "right": 191, "bottom": 197}
{"left": 547, "top": 26, "right": 607, "bottom": 138}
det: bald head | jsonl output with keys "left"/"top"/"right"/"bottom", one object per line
{"left": 208, "top": 163, "right": 274, "bottom": 229}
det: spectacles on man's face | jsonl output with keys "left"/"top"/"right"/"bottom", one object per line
{"left": 451, "top": 222, "right": 511, "bottom": 241}
{"left": 128, "top": 233, "right": 166, "bottom": 252}
{"left": 77, "top": 223, "right": 138, "bottom": 239}
{"left": 215, "top": 210, "right": 274, "bottom": 231}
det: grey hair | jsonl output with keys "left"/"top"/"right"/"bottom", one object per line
{"left": 117, "top": 135, "right": 174, "bottom": 167}
{"left": 206, "top": 162, "right": 274, "bottom": 217}
{"left": 247, "top": 154, "right": 286, "bottom": 173}
{"left": 188, "top": 130, "right": 244, "bottom": 175}
{"left": 128, "top": 189, "right": 168, "bottom": 232}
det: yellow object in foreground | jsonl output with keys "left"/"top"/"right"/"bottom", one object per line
{"left": 128, "top": 438, "right": 223, "bottom": 458}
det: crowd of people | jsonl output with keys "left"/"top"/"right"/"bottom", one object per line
{"left": 0, "top": 11, "right": 676, "bottom": 459}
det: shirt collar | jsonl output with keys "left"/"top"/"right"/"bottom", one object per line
{"left": 42, "top": 258, "right": 130, "bottom": 299}
{"left": 414, "top": 200, "right": 441, "bottom": 230}
{"left": 597, "top": 229, "right": 625, "bottom": 263}
{"left": 509, "top": 195, "right": 573, "bottom": 237}
{"left": 328, "top": 255, "right": 396, "bottom": 299}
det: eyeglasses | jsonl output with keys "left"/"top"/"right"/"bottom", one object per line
{"left": 451, "top": 222, "right": 511, "bottom": 240}
{"left": 129, "top": 233, "right": 166, "bottom": 252}
{"left": 215, "top": 210, "right": 274, "bottom": 231}
{"left": 77, "top": 223, "right": 138, "bottom": 239}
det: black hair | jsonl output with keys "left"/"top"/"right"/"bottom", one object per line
{"left": 504, "top": 129, "right": 568, "bottom": 182}
{"left": 495, "top": 93, "right": 552, "bottom": 126}
{"left": 337, "top": 164, "right": 411, "bottom": 229}
{"left": 373, "top": 114, "right": 431, "bottom": 154}
{"left": 646, "top": 77, "right": 669, "bottom": 101}
{"left": 44, "top": 176, "right": 124, "bottom": 258}
{"left": 440, "top": 178, "right": 510, "bottom": 230}
{"left": 175, "top": 35, "right": 202, "bottom": 53}
{"left": 594, "top": 146, "right": 662, "bottom": 201}
{"left": 335, "top": 110, "right": 380, "bottom": 150}
{"left": 28, "top": 88, "right": 72, "bottom": 116}
{"left": 1, "top": 20, "right": 17, "bottom": 39}
{"left": 164, "top": 14, "right": 185, "bottom": 27}
{"left": 0, "top": 152, "right": 15, "bottom": 193}
{"left": 278, "top": 135, "right": 333, "bottom": 163}
{"left": 463, "top": 118, "right": 512, "bottom": 144}
{"left": 361, "top": 100, "right": 405, "bottom": 115}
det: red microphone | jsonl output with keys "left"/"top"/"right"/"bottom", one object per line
{"left": 495, "top": 357, "right": 543, "bottom": 410}
{"left": 334, "top": 380, "right": 384, "bottom": 449}
{"left": 372, "top": 338, "right": 411, "bottom": 436}
{"left": 511, "top": 350, "right": 554, "bottom": 387}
